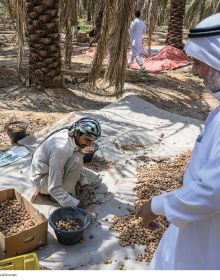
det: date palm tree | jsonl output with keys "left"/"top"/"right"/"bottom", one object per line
{"left": 26, "top": 0, "right": 63, "bottom": 88}
{"left": 165, "top": 0, "right": 187, "bottom": 49}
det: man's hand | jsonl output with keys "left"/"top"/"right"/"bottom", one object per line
{"left": 81, "top": 184, "right": 95, "bottom": 200}
{"left": 136, "top": 199, "right": 158, "bottom": 228}
{"left": 78, "top": 184, "right": 90, "bottom": 192}
{"left": 82, "top": 184, "right": 90, "bottom": 188}
{"left": 78, "top": 200, "right": 87, "bottom": 209}
{"left": 78, "top": 200, "right": 97, "bottom": 221}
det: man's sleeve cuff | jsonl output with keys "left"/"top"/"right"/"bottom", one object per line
{"left": 80, "top": 177, "right": 88, "bottom": 187}
{"left": 151, "top": 195, "right": 165, "bottom": 216}
{"left": 59, "top": 195, "right": 80, "bottom": 208}
{"left": 71, "top": 197, "right": 80, "bottom": 208}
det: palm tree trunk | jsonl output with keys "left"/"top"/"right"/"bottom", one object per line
{"left": 26, "top": 0, "right": 63, "bottom": 88}
{"left": 165, "top": 0, "right": 186, "bottom": 50}
{"left": 87, "top": 0, "right": 92, "bottom": 21}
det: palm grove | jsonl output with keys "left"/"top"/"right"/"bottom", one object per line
{"left": 0, "top": 0, "right": 220, "bottom": 96}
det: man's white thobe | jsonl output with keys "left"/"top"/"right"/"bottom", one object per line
{"left": 150, "top": 105, "right": 220, "bottom": 269}
{"left": 128, "top": 18, "right": 147, "bottom": 67}
{"left": 29, "top": 129, "right": 88, "bottom": 207}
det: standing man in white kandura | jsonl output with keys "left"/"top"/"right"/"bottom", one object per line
{"left": 128, "top": 10, "right": 147, "bottom": 71}
{"left": 137, "top": 13, "right": 220, "bottom": 269}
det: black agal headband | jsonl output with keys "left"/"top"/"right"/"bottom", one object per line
{"left": 188, "top": 24, "right": 220, "bottom": 38}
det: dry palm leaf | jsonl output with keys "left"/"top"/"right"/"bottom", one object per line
{"left": 15, "top": 0, "right": 27, "bottom": 80}
{"left": 60, "top": 0, "right": 78, "bottom": 67}
{"left": 89, "top": 0, "right": 111, "bottom": 88}
{"left": 147, "top": 0, "right": 158, "bottom": 57}
{"left": 90, "top": 0, "right": 134, "bottom": 97}
{"left": 105, "top": 0, "right": 135, "bottom": 97}
{"left": 184, "top": 0, "right": 220, "bottom": 29}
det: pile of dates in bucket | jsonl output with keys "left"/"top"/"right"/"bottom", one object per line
{"left": 55, "top": 218, "right": 81, "bottom": 231}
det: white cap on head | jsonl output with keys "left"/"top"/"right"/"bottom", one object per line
{"left": 184, "top": 13, "right": 220, "bottom": 71}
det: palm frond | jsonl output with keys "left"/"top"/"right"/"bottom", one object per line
{"left": 136, "top": 0, "right": 144, "bottom": 11}
{"left": 185, "top": 0, "right": 220, "bottom": 29}
{"left": 89, "top": 0, "right": 111, "bottom": 87}
{"left": 60, "top": 0, "right": 78, "bottom": 67}
{"left": 215, "top": 1, "right": 220, "bottom": 12}
{"left": 157, "top": 0, "right": 170, "bottom": 25}
{"left": 60, "top": 0, "right": 77, "bottom": 27}
{"left": 15, "top": 0, "right": 27, "bottom": 80}
{"left": 104, "top": 0, "right": 135, "bottom": 96}
{"left": 147, "top": 0, "right": 159, "bottom": 57}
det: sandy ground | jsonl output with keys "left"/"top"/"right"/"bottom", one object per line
{"left": 0, "top": 24, "right": 219, "bottom": 152}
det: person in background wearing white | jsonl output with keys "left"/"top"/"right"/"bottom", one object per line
{"left": 136, "top": 13, "right": 220, "bottom": 269}
{"left": 128, "top": 10, "right": 147, "bottom": 71}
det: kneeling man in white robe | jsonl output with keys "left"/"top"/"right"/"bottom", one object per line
{"left": 30, "top": 117, "right": 101, "bottom": 216}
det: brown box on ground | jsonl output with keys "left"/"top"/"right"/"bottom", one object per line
{"left": 0, "top": 188, "right": 48, "bottom": 260}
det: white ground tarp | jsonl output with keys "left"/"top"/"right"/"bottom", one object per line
{"left": 0, "top": 95, "right": 204, "bottom": 270}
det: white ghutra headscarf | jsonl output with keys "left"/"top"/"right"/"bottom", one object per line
{"left": 184, "top": 13, "right": 220, "bottom": 72}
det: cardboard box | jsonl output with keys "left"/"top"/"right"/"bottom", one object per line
{"left": 0, "top": 188, "right": 48, "bottom": 260}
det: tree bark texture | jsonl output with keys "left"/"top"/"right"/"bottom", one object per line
{"left": 165, "top": 0, "right": 186, "bottom": 50}
{"left": 26, "top": 0, "right": 63, "bottom": 88}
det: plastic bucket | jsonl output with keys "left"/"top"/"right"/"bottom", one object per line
{"left": 48, "top": 207, "right": 91, "bottom": 245}
{"left": 5, "top": 120, "right": 29, "bottom": 143}
{"left": 83, "top": 143, "right": 98, "bottom": 163}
